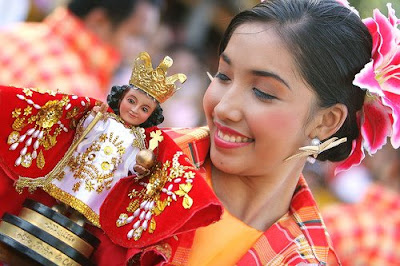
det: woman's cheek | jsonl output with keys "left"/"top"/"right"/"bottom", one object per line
{"left": 252, "top": 110, "right": 299, "bottom": 139}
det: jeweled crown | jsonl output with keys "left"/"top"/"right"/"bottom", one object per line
{"left": 129, "top": 52, "right": 187, "bottom": 103}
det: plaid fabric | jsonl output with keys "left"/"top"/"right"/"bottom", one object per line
{"left": 234, "top": 176, "right": 339, "bottom": 265}
{"left": 0, "top": 8, "right": 120, "bottom": 101}
{"left": 163, "top": 127, "right": 210, "bottom": 169}
{"left": 164, "top": 128, "right": 340, "bottom": 266}
{"left": 323, "top": 185, "right": 400, "bottom": 266}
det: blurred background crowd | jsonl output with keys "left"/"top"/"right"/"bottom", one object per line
{"left": 0, "top": 0, "right": 400, "bottom": 264}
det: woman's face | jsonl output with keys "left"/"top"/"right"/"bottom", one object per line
{"left": 203, "top": 23, "right": 319, "bottom": 177}
{"left": 119, "top": 88, "right": 156, "bottom": 126}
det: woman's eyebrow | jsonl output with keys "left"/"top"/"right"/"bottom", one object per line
{"left": 222, "top": 52, "right": 291, "bottom": 90}
{"left": 252, "top": 70, "right": 291, "bottom": 90}
{"left": 221, "top": 53, "right": 231, "bottom": 65}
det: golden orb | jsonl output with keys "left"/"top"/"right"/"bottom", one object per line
{"left": 136, "top": 149, "right": 156, "bottom": 169}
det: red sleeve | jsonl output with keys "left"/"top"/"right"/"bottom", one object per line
{"left": 0, "top": 85, "right": 98, "bottom": 180}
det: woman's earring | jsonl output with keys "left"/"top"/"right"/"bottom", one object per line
{"left": 307, "top": 138, "right": 321, "bottom": 164}
{"left": 311, "top": 138, "right": 321, "bottom": 146}
{"left": 285, "top": 136, "right": 347, "bottom": 163}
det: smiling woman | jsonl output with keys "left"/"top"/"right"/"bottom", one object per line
{"left": 119, "top": 0, "right": 398, "bottom": 265}
{"left": 1, "top": 0, "right": 399, "bottom": 265}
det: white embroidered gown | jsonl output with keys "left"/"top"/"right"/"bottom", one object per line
{"left": 44, "top": 113, "right": 146, "bottom": 226}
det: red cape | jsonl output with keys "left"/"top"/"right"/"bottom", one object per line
{"left": 100, "top": 127, "right": 222, "bottom": 248}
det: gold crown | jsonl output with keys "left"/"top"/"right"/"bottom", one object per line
{"left": 129, "top": 52, "right": 187, "bottom": 103}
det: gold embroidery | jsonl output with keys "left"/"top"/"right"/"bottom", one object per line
{"left": 116, "top": 151, "right": 196, "bottom": 241}
{"left": 8, "top": 88, "right": 91, "bottom": 170}
{"left": 36, "top": 100, "right": 65, "bottom": 128}
{"left": 104, "top": 146, "right": 113, "bottom": 155}
{"left": 97, "top": 112, "right": 146, "bottom": 151}
{"left": 175, "top": 183, "right": 193, "bottom": 209}
{"left": 37, "top": 150, "right": 45, "bottom": 169}
{"left": 15, "top": 112, "right": 103, "bottom": 194}
{"left": 23, "top": 106, "right": 32, "bottom": 116}
{"left": 153, "top": 198, "right": 171, "bottom": 215}
{"left": 15, "top": 112, "right": 147, "bottom": 228}
{"left": 85, "top": 180, "right": 95, "bottom": 192}
{"left": 22, "top": 87, "right": 33, "bottom": 97}
{"left": 184, "top": 171, "right": 195, "bottom": 180}
{"left": 20, "top": 153, "right": 33, "bottom": 168}
{"left": 116, "top": 214, "right": 129, "bottom": 227}
{"left": 43, "top": 184, "right": 100, "bottom": 227}
{"left": 56, "top": 171, "right": 65, "bottom": 181}
{"left": 149, "top": 217, "right": 156, "bottom": 233}
{"left": 12, "top": 117, "right": 25, "bottom": 131}
{"left": 46, "top": 90, "right": 57, "bottom": 96}
{"left": 27, "top": 115, "right": 36, "bottom": 124}
{"left": 153, "top": 243, "right": 172, "bottom": 260}
{"left": 66, "top": 107, "right": 80, "bottom": 119}
{"left": 72, "top": 182, "right": 81, "bottom": 192}
{"left": 149, "top": 130, "right": 164, "bottom": 150}
{"left": 65, "top": 129, "right": 128, "bottom": 194}
{"left": 128, "top": 189, "right": 139, "bottom": 199}
{"left": 127, "top": 199, "right": 140, "bottom": 213}
{"left": 7, "top": 131, "right": 19, "bottom": 145}
{"left": 12, "top": 108, "right": 21, "bottom": 118}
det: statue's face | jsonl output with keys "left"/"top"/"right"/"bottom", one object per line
{"left": 119, "top": 88, "right": 156, "bottom": 126}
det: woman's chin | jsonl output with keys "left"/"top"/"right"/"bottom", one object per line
{"left": 209, "top": 151, "right": 242, "bottom": 175}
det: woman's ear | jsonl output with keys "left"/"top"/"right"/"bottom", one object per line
{"left": 310, "top": 103, "right": 348, "bottom": 140}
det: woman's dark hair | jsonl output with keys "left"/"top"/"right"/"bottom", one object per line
{"left": 107, "top": 85, "right": 164, "bottom": 127}
{"left": 67, "top": 0, "right": 162, "bottom": 27}
{"left": 219, "top": 0, "right": 372, "bottom": 162}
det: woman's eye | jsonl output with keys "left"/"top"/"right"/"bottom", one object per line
{"left": 253, "top": 88, "right": 277, "bottom": 101}
{"left": 142, "top": 107, "right": 149, "bottom": 113}
{"left": 128, "top": 98, "right": 134, "bottom": 104}
{"left": 215, "top": 72, "right": 230, "bottom": 81}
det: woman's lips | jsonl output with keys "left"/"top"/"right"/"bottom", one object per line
{"left": 213, "top": 122, "right": 254, "bottom": 149}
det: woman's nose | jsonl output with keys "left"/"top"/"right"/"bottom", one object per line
{"left": 214, "top": 86, "right": 243, "bottom": 123}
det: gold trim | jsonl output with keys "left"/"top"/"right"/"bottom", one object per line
{"left": 0, "top": 221, "right": 80, "bottom": 266}
{"left": 43, "top": 184, "right": 100, "bottom": 227}
{"left": 15, "top": 112, "right": 104, "bottom": 193}
{"left": 15, "top": 112, "right": 146, "bottom": 194}
{"left": 18, "top": 208, "right": 93, "bottom": 257}
{"left": 106, "top": 112, "right": 147, "bottom": 150}
{"left": 117, "top": 152, "right": 196, "bottom": 241}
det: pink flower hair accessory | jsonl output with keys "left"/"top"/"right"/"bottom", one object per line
{"left": 336, "top": 3, "right": 400, "bottom": 174}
